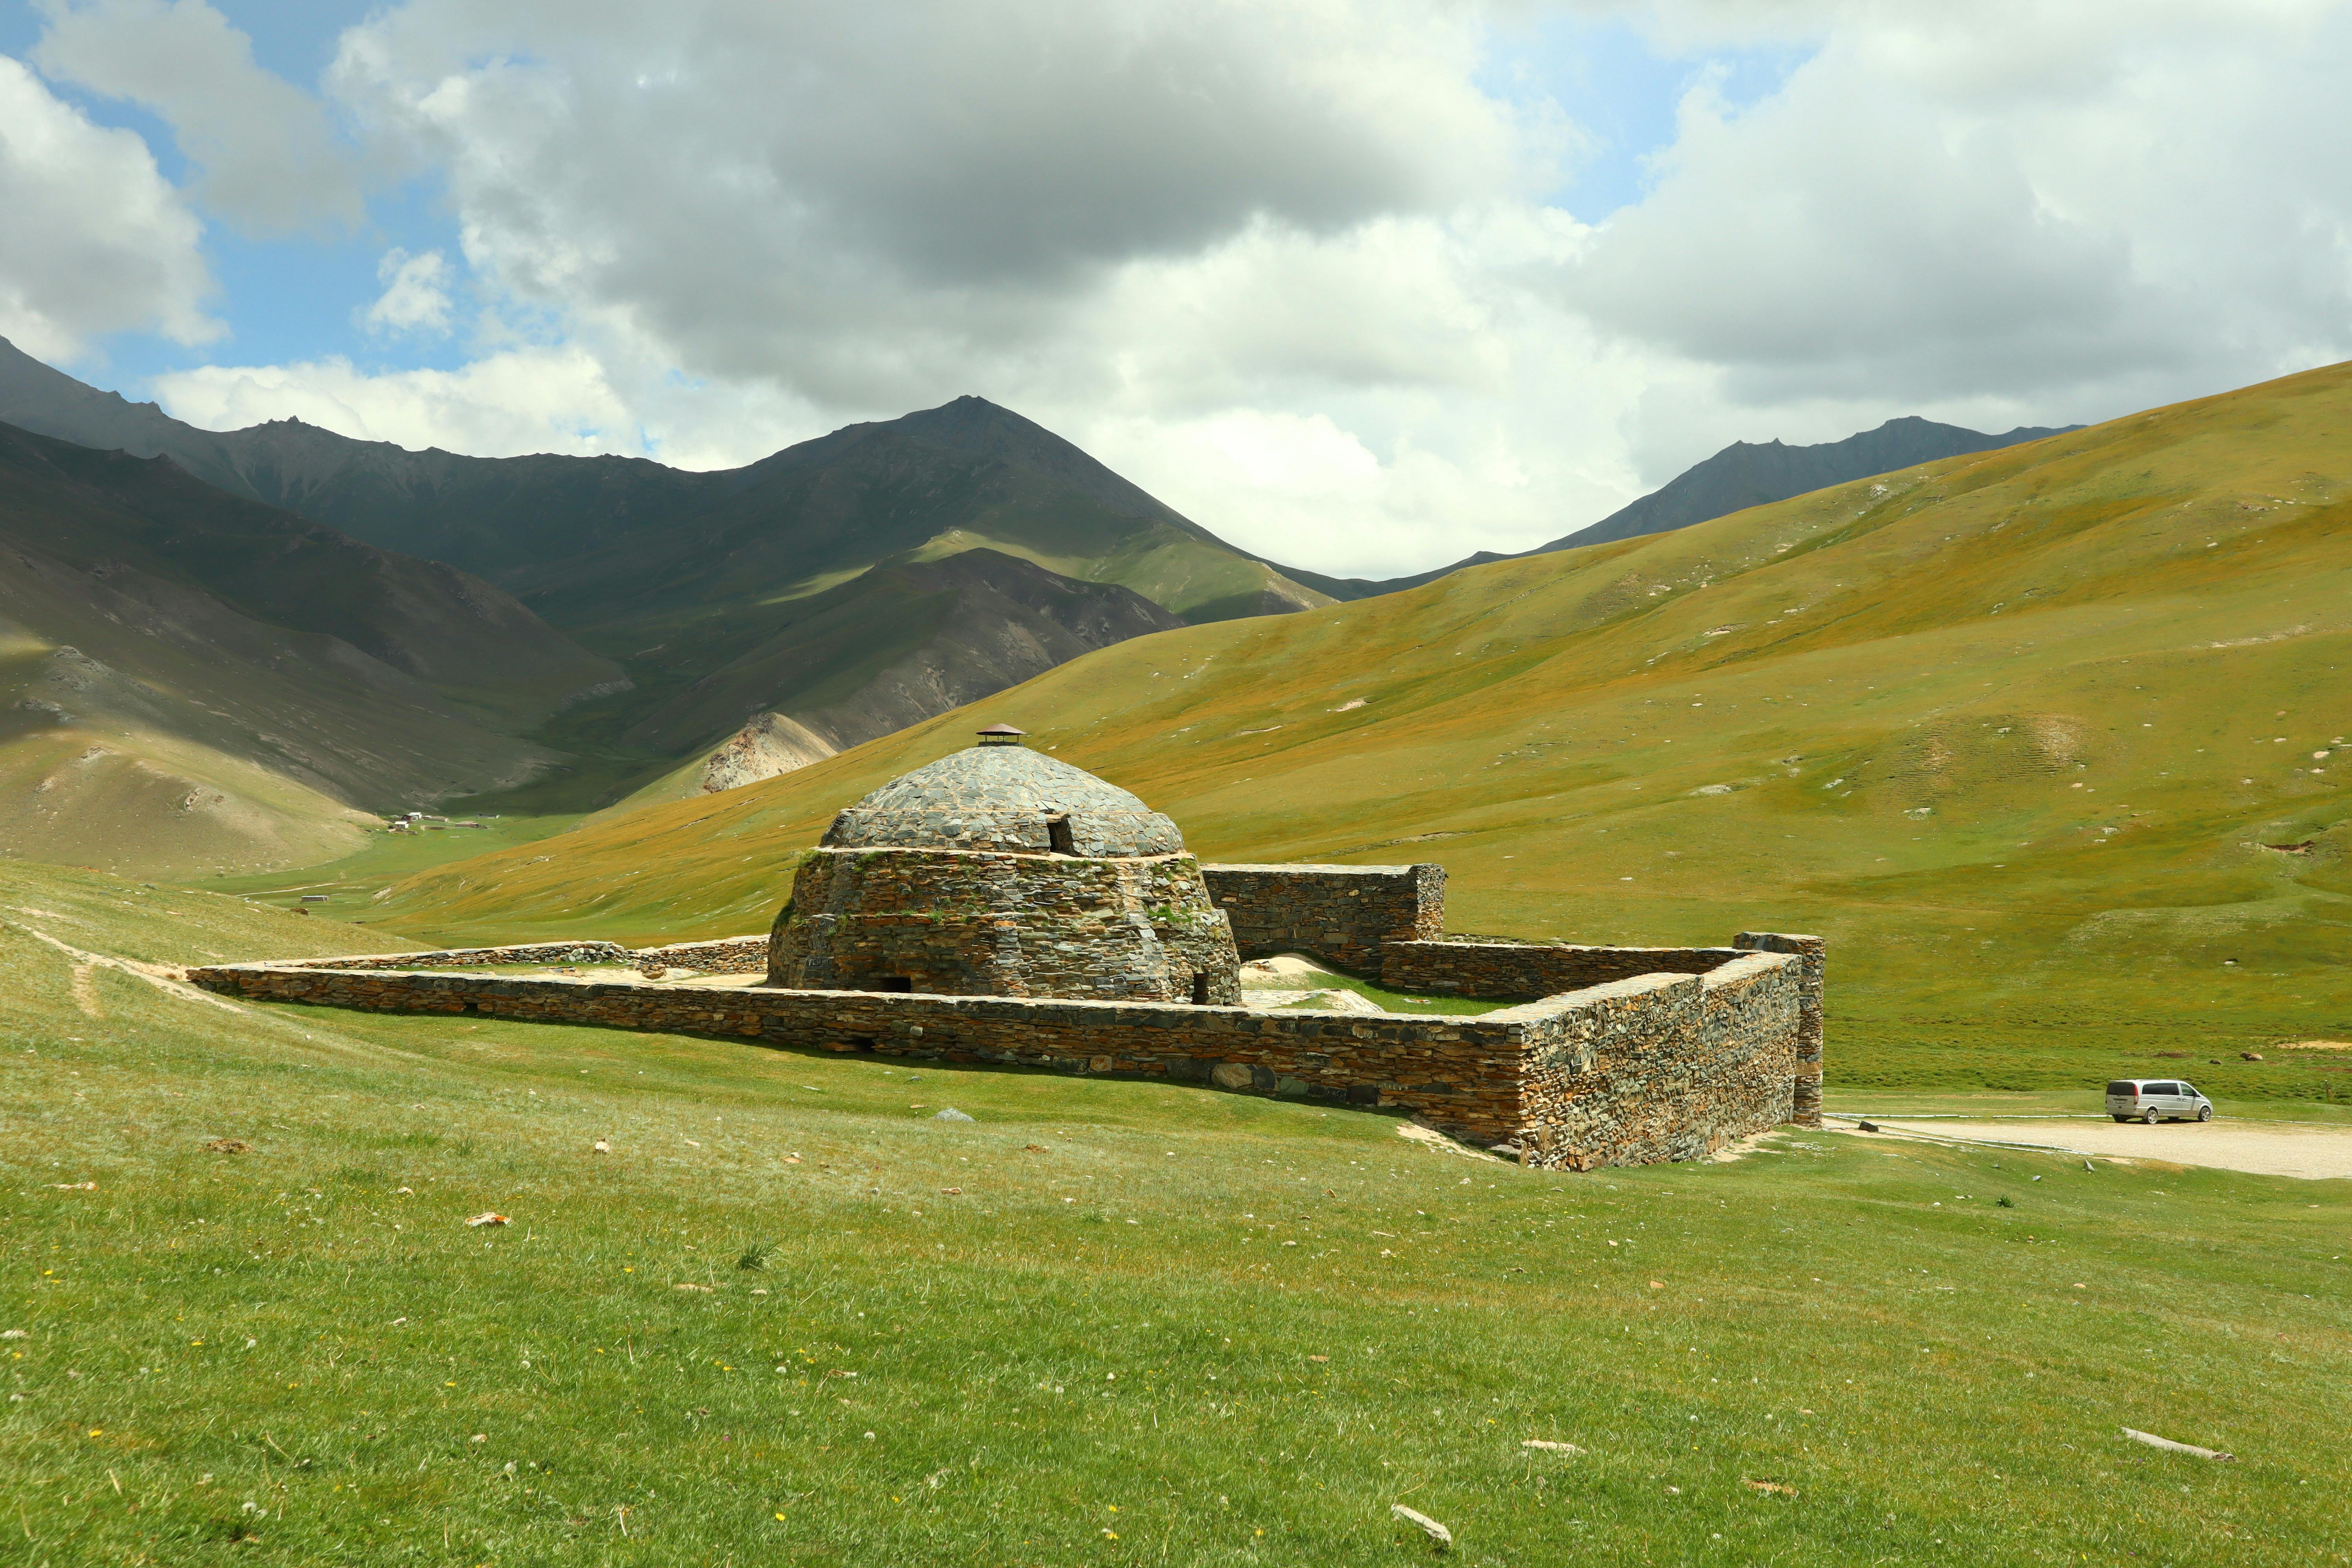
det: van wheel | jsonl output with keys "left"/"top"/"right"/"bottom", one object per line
{"left": 2198, "top": 1105, "right": 2212, "bottom": 1122}
{"left": 2142, "top": 1107, "right": 2160, "bottom": 1125}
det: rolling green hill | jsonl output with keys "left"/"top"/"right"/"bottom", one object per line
{"left": 0, "top": 424, "right": 622, "bottom": 876}
{"left": 1267, "top": 415, "right": 2079, "bottom": 601}
{"left": 359, "top": 360, "right": 2352, "bottom": 1095}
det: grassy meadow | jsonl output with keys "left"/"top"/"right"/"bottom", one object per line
{"left": 4, "top": 861, "right": 2348, "bottom": 1566}
{"left": 339, "top": 361, "right": 2352, "bottom": 1103}
{"left": 202, "top": 815, "right": 585, "bottom": 927}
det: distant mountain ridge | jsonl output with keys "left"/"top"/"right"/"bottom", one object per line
{"left": 0, "top": 334, "right": 2079, "bottom": 840}
{"left": 0, "top": 337, "right": 1328, "bottom": 829}
{"left": 1289, "top": 415, "right": 2081, "bottom": 600}
{"left": 0, "top": 341, "right": 1324, "bottom": 624}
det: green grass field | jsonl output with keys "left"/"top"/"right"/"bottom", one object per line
{"left": 5, "top": 862, "right": 2347, "bottom": 1565}
{"left": 200, "top": 815, "right": 585, "bottom": 926}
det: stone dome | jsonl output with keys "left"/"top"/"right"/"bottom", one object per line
{"left": 820, "top": 743, "right": 1184, "bottom": 857}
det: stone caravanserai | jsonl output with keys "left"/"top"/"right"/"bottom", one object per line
{"left": 192, "top": 726, "right": 1823, "bottom": 1169}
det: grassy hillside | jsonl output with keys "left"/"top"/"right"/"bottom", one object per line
{"left": 5, "top": 858, "right": 2346, "bottom": 1563}
{"left": 359, "top": 360, "right": 2352, "bottom": 1097}
{"left": 1295, "top": 416, "right": 2081, "bottom": 600}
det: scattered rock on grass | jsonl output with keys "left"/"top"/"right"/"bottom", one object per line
{"left": 1522, "top": 1439, "right": 1583, "bottom": 1454}
{"left": 1391, "top": 1503, "right": 1452, "bottom": 1550}
{"left": 932, "top": 1108, "right": 975, "bottom": 1122}
{"left": 202, "top": 1138, "right": 250, "bottom": 1154}
{"left": 465, "top": 1212, "right": 508, "bottom": 1228}
{"left": 2122, "top": 1427, "right": 2235, "bottom": 1461}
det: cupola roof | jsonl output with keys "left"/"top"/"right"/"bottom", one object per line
{"left": 820, "top": 744, "right": 1183, "bottom": 856}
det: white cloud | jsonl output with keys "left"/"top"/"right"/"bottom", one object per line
{"left": 0, "top": 54, "right": 217, "bottom": 361}
{"left": 363, "top": 248, "right": 452, "bottom": 336}
{"left": 324, "top": 0, "right": 1539, "bottom": 407}
{"left": 38, "top": 0, "right": 2352, "bottom": 578}
{"left": 1570, "top": 2, "right": 2352, "bottom": 417}
{"left": 34, "top": 0, "right": 364, "bottom": 236}
{"left": 150, "top": 346, "right": 634, "bottom": 457}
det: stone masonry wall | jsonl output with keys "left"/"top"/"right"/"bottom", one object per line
{"left": 301, "top": 938, "right": 773, "bottom": 976}
{"left": 185, "top": 937, "right": 1812, "bottom": 1165}
{"left": 295, "top": 941, "right": 637, "bottom": 971}
{"left": 1380, "top": 940, "right": 1744, "bottom": 999}
{"left": 185, "top": 962, "right": 1548, "bottom": 1144}
{"left": 1200, "top": 863, "right": 1445, "bottom": 976}
{"left": 636, "top": 936, "right": 769, "bottom": 973}
{"left": 1517, "top": 953, "right": 1801, "bottom": 1170}
{"left": 1734, "top": 931, "right": 1824, "bottom": 1128}
{"left": 769, "top": 848, "right": 1239, "bottom": 1004}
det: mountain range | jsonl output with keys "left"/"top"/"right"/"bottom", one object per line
{"left": 1, "top": 331, "right": 2083, "bottom": 871}
{"left": 0, "top": 337, "right": 1327, "bottom": 831}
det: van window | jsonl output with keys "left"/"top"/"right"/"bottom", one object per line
{"left": 2107, "top": 1082, "right": 2136, "bottom": 1096}
{"left": 2179, "top": 1084, "right": 2198, "bottom": 1098}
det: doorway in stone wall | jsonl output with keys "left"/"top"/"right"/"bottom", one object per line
{"left": 1047, "top": 817, "right": 1075, "bottom": 855}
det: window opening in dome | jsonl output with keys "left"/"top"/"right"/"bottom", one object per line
{"left": 1047, "top": 817, "right": 1075, "bottom": 855}
{"left": 1190, "top": 972, "right": 1210, "bottom": 1005}
{"left": 877, "top": 976, "right": 912, "bottom": 993}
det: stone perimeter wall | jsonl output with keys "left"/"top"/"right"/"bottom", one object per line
{"left": 1518, "top": 955, "right": 1800, "bottom": 1169}
{"left": 1382, "top": 941, "right": 1744, "bottom": 998}
{"left": 636, "top": 937, "right": 775, "bottom": 974}
{"left": 186, "top": 930, "right": 1819, "bottom": 1164}
{"left": 294, "top": 942, "right": 637, "bottom": 971}
{"left": 1201, "top": 863, "right": 1444, "bottom": 976}
{"left": 1731, "top": 931, "right": 1825, "bottom": 1128}
{"left": 298, "top": 938, "right": 772, "bottom": 975}
{"left": 185, "top": 963, "right": 1554, "bottom": 1144}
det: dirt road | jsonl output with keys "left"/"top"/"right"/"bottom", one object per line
{"left": 1858, "top": 1118, "right": 2352, "bottom": 1180}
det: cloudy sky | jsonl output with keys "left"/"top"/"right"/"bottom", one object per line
{"left": 4, "top": 1, "right": 2349, "bottom": 577}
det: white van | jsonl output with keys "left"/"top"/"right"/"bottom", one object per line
{"left": 2105, "top": 1079, "right": 2213, "bottom": 1124}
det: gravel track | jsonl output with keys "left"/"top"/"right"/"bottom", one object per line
{"left": 1858, "top": 1118, "right": 2352, "bottom": 1180}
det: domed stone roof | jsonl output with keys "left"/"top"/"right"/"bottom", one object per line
{"left": 821, "top": 743, "right": 1184, "bottom": 856}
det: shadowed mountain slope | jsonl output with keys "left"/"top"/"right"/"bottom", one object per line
{"left": 2, "top": 340, "right": 1327, "bottom": 804}
{"left": 604, "top": 547, "right": 1186, "bottom": 808}
{"left": 0, "top": 423, "right": 621, "bottom": 874}
{"left": 364, "top": 361, "right": 2352, "bottom": 1090}
{"left": 0, "top": 340, "right": 1324, "bottom": 629}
